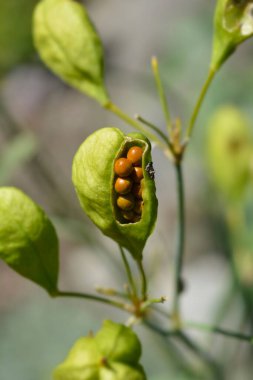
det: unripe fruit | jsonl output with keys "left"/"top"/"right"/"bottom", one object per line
{"left": 127, "top": 146, "right": 143, "bottom": 166}
{"left": 114, "top": 158, "right": 133, "bottom": 177}
{"left": 115, "top": 177, "right": 133, "bottom": 194}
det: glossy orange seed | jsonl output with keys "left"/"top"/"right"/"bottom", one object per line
{"left": 131, "top": 166, "right": 143, "bottom": 183}
{"left": 117, "top": 194, "right": 135, "bottom": 211}
{"left": 127, "top": 146, "right": 143, "bottom": 166}
{"left": 114, "top": 177, "right": 133, "bottom": 194}
{"left": 114, "top": 158, "right": 133, "bottom": 177}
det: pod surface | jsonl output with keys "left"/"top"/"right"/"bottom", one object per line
{"left": 72, "top": 127, "right": 158, "bottom": 259}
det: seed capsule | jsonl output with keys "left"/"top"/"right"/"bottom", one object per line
{"left": 114, "top": 158, "right": 133, "bottom": 177}
{"left": 131, "top": 167, "right": 143, "bottom": 183}
{"left": 117, "top": 194, "right": 135, "bottom": 211}
{"left": 115, "top": 177, "right": 133, "bottom": 194}
{"left": 127, "top": 146, "right": 143, "bottom": 166}
{"left": 72, "top": 127, "right": 158, "bottom": 260}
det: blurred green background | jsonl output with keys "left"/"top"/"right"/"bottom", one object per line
{"left": 1, "top": 1, "right": 253, "bottom": 379}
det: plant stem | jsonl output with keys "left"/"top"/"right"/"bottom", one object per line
{"left": 149, "top": 306, "right": 253, "bottom": 344}
{"left": 137, "top": 260, "right": 148, "bottom": 301}
{"left": 135, "top": 114, "right": 172, "bottom": 150}
{"left": 151, "top": 56, "right": 172, "bottom": 132}
{"left": 186, "top": 68, "right": 216, "bottom": 139}
{"left": 144, "top": 317, "right": 223, "bottom": 379}
{"left": 55, "top": 290, "right": 132, "bottom": 312}
{"left": 172, "top": 162, "right": 185, "bottom": 324}
{"left": 119, "top": 245, "right": 137, "bottom": 298}
{"left": 177, "top": 331, "right": 224, "bottom": 379}
{"left": 144, "top": 319, "right": 176, "bottom": 337}
{"left": 104, "top": 101, "right": 167, "bottom": 150}
{"left": 184, "top": 321, "right": 253, "bottom": 343}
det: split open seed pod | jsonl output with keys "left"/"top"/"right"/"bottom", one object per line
{"left": 212, "top": 0, "right": 253, "bottom": 70}
{"left": 72, "top": 127, "right": 158, "bottom": 260}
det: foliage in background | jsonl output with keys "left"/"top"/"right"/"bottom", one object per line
{"left": 0, "top": 0, "right": 38, "bottom": 76}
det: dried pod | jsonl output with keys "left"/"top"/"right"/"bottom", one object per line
{"left": 72, "top": 127, "right": 158, "bottom": 260}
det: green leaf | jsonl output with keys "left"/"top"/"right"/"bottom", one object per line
{"left": 211, "top": 0, "right": 253, "bottom": 70}
{"left": 206, "top": 106, "right": 253, "bottom": 201}
{"left": 72, "top": 127, "right": 158, "bottom": 260}
{"left": 0, "top": 187, "right": 59, "bottom": 294}
{"left": 33, "top": 0, "right": 109, "bottom": 105}
{"left": 95, "top": 320, "right": 141, "bottom": 366}
{"left": 0, "top": 0, "right": 37, "bottom": 76}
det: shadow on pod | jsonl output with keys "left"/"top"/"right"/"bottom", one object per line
{"left": 72, "top": 128, "right": 158, "bottom": 260}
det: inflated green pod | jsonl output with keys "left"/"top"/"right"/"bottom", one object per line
{"left": 207, "top": 106, "right": 252, "bottom": 201}
{"left": 212, "top": 0, "right": 253, "bottom": 70}
{"left": 33, "top": 0, "right": 109, "bottom": 105}
{"left": 53, "top": 320, "right": 146, "bottom": 380}
{"left": 72, "top": 128, "right": 158, "bottom": 260}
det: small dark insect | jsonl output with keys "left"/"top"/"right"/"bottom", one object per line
{"left": 145, "top": 162, "right": 155, "bottom": 180}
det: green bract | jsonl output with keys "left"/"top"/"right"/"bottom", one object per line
{"left": 54, "top": 320, "right": 146, "bottom": 380}
{"left": 0, "top": 187, "right": 59, "bottom": 294}
{"left": 207, "top": 106, "right": 253, "bottom": 201}
{"left": 33, "top": 0, "right": 109, "bottom": 105}
{"left": 212, "top": 0, "right": 253, "bottom": 70}
{"left": 72, "top": 127, "right": 158, "bottom": 260}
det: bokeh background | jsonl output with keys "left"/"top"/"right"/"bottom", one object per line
{"left": 1, "top": 1, "right": 253, "bottom": 379}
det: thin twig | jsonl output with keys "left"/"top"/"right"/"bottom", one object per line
{"left": 104, "top": 101, "right": 167, "bottom": 150}
{"left": 186, "top": 68, "right": 216, "bottom": 139}
{"left": 151, "top": 56, "right": 172, "bottom": 132}
{"left": 135, "top": 114, "right": 172, "bottom": 150}
{"left": 55, "top": 290, "right": 132, "bottom": 312}
{"left": 172, "top": 162, "right": 185, "bottom": 324}
{"left": 119, "top": 245, "right": 137, "bottom": 298}
{"left": 137, "top": 260, "right": 148, "bottom": 301}
{"left": 184, "top": 321, "right": 253, "bottom": 343}
{"left": 177, "top": 331, "right": 224, "bottom": 380}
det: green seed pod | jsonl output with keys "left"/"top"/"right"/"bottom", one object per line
{"left": 54, "top": 336, "right": 101, "bottom": 380}
{"left": 95, "top": 320, "right": 141, "bottom": 365}
{"left": 100, "top": 363, "right": 146, "bottom": 380}
{"left": 33, "top": 0, "right": 109, "bottom": 105}
{"left": 0, "top": 187, "right": 59, "bottom": 294}
{"left": 211, "top": 0, "right": 253, "bottom": 70}
{"left": 53, "top": 320, "right": 146, "bottom": 380}
{"left": 207, "top": 106, "right": 253, "bottom": 201}
{"left": 72, "top": 127, "right": 158, "bottom": 260}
